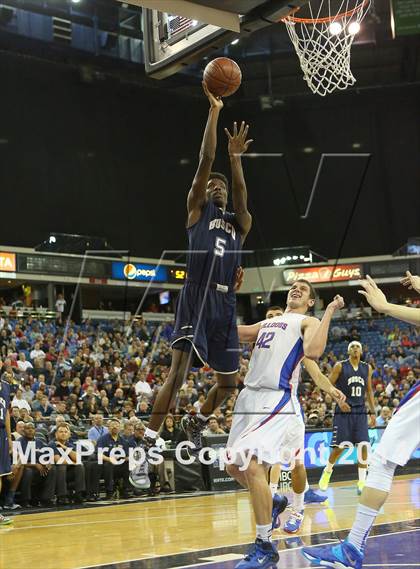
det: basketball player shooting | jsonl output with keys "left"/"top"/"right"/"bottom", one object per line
{"left": 144, "top": 81, "right": 253, "bottom": 450}
{"left": 302, "top": 274, "right": 419, "bottom": 568}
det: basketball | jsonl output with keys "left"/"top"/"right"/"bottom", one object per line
{"left": 203, "top": 57, "right": 242, "bottom": 97}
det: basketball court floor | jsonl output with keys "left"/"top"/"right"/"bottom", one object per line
{"left": 0, "top": 475, "right": 418, "bottom": 569}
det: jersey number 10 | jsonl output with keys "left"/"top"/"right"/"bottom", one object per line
{"left": 351, "top": 386, "right": 362, "bottom": 397}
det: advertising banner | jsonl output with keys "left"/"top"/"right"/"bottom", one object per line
{"left": 283, "top": 264, "right": 363, "bottom": 284}
{"left": 112, "top": 262, "right": 167, "bottom": 282}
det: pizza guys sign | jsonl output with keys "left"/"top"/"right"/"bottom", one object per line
{"left": 283, "top": 264, "right": 363, "bottom": 284}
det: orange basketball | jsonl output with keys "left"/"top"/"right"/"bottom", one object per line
{"left": 203, "top": 57, "right": 242, "bottom": 97}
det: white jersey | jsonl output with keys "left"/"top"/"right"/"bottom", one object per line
{"left": 245, "top": 312, "right": 307, "bottom": 393}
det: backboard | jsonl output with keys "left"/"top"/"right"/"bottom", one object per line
{"left": 123, "top": 0, "right": 309, "bottom": 78}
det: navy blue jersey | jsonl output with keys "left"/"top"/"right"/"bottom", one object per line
{"left": 187, "top": 199, "right": 242, "bottom": 288}
{"left": 0, "top": 379, "right": 10, "bottom": 427}
{"left": 336, "top": 359, "right": 369, "bottom": 407}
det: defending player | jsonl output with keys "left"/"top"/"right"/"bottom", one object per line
{"left": 226, "top": 280, "right": 344, "bottom": 569}
{"left": 0, "top": 377, "right": 12, "bottom": 526}
{"left": 144, "top": 82, "right": 253, "bottom": 449}
{"left": 257, "top": 306, "right": 346, "bottom": 534}
{"left": 302, "top": 274, "right": 419, "bottom": 568}
{"left": 318, "top": 341, "right": 376, "bottom": 495}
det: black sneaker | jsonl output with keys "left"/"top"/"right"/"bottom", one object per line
{"left": 56, "top": 497, "right": 69, "bottom": 506}
{"left": 39, "top": 500, "right": 55, "bottom": 508}
{"left": 181, "top": 414, "right": 207, "bottom": 454}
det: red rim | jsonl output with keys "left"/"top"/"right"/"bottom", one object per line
{"left": 281, "top": 0, "right": 368, "bottom": 24}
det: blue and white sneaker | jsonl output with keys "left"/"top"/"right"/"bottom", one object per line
{"left": 235, "top": 538, "right": 279, "bottom": 569}
{"left": 283, "top": 508, "right": 304, "bottom": 534}
{"left": 301, "top": 539, "right": 363, "bottom": 568}
{"left": 272, "top": 493, "right": 288, "bottom": 529}
{"left": 304, "top": 488, "right": 327, "bottom": 504}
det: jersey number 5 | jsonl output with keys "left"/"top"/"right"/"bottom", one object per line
{"left": 214, "top": 237, "right": 226, "bottom": 257}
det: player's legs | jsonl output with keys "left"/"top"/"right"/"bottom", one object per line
{"left": 269, "top": 464, "right": 280, "bottom": 497}
{"left": 4, "top": 465, "right": 23, "bottom": 509}
{"left": 245, "top": 457, "right": 272, "bottom": 526}
{"left": 284, "top": 461, "right": 306, "bottom": 533}
{"left": 356, "top": 442, "right": 369, "bottom": 494}
{"left": 145, "top": 348, "right": 194, "bottom": 435}
{"left": 200, "top": 371, "right": 237, "bottom": 416}
{"left": 234, "top": 458, "right": 280, "bottom": 569}
{"left": 0, "top": 476, "right": 12, "bottom": 526}
{"left": 319, "top": 446, "right": 344, "bottom": 490}
{"left": 302, "top": 392, "right": 420, "bottom": 567}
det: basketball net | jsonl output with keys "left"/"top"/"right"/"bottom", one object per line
{"left": 282, "top": 0, "right": 371, "bottom": 96}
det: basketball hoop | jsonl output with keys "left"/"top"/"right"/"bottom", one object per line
{"left": 282, "top": 0, "right": 371, "bottom": 96}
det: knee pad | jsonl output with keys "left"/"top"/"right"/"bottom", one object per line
{"left": 365, "top": 453, "right": 397, "bottom": 494}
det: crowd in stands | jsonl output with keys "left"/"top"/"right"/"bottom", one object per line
{"left": 0, "top": 311, "right": 418, "bottom": 509}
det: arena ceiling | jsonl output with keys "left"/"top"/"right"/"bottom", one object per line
{"left": 0, "top": 0, "right": 418, "bottom": 99}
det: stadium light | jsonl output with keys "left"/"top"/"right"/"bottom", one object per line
{"left": 348, "top": 21, "right": 361, "bottom": 35}
{"left": 273, "top": 258, "right": 281, "bottom": 266}
{"left": 329, "top": 21, "right": 342, "bottom": 35}
{"left": 49, "top": 236, "right": 57, "bottom": 244}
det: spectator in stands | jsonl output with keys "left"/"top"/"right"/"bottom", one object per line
{"left": 223, "top": 412, "right": 233, "bottom": 434}
{"left": 17, "top": 352, "right": 33, "bottom": 373}
{"left": 203, "top": 416, "right": 225, "bottom": 436}
{"left": 30, "top": 342, "right": 45, "bottom": 361}
{"left": 160, "top": 414, "right": 180, "bottom": 444}
{"left": 55, "top": 293, "right": 66, "bottom": 324}
{"left": 88, "top": 414, "right": 108, "bottom": 444}
{"left": 111, "top": 388, "right": 125, "bottom": 411}
{"left": 22, "top": 383, "right": 34, "bottom": 404}
{"left": 50, "top": 401, "right": 70, "bottom": 423}
{"left": 18, "top": 422, "right": 56, "bottom": 508}
{"left": 376, "top": 406, "right": 392, "bottom": 427}
{"left": 136, "top": 399, "right": 151, "bottom": 421}
{"left": 12, "top": 421, "right": 26, "bottom": 440}
{"left": 121, "top": 421, "right": 134, "bottom": 443}
{"left": 95, "top": 419, "right": 130, "bottom": 500}
{"left": 50, "top": 424, "right": 85, "bottom": 505}
{"left": 11, "top": 388, "right": 31, "bottom": 412}
{"left": 134, "top": 371, "right": 152, "bottom": 399}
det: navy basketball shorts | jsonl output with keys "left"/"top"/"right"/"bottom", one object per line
{"left": 331, "top": 406, "right": 369, "bottom": 447}
{"left": 171, "top": 282, "right": 239, "bottom": 374}
{"left": 0, "top": 428, "right": 12, "bottom": 477}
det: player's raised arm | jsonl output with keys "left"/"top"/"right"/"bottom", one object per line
{"left": 225, "top": 121, "right": 253, "bottom": 241}
{"left": 187, "top": 82, "right": 223, "bottom": 227}
{"left": 238, "top": 322, "right": 262, "bottom": 343}
{"left": 301, "top": 295, "right": 345, "bottom": 359}
{"left": 358, "top": 275, "right": 420, "bottom": 325}
{"left": 328, "top": 362, "right": 343, "bottom": 385}
{"left": 303, "top": 358, "right": 346, "bottom": 405}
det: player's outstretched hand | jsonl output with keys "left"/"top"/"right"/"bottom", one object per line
{"left": 202, "top": 81, "right": 223, "bottom": 110}
{"left": 225, "top": 121, "right": 253, "bottom": 156}
{"left": 234, "top": 266, "right": 244, "bottom": 292}
{"left": 326, "top": 295, "right": 345, "bottom": 312}
{"left": 338, "top": 400, "right": 351, "bottom": 413}
{"left": 358, "top": 275, "right": 389, "bottom": 313}
{"left": 330, "top": 387, "right": 346, "bottom": 406}
{"left": 401, "top": 271, "right": 420, "bottom": 294}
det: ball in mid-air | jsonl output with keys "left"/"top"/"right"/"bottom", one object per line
{"left": 203, "top": 57, "right": 242, "bottom": 97}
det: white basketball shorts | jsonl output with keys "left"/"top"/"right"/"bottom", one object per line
{"left": 375, "top": 382, "right": 420, "bottom": 467}
{"left": 227, "top": 386, "right": 304, "bottom": 467}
